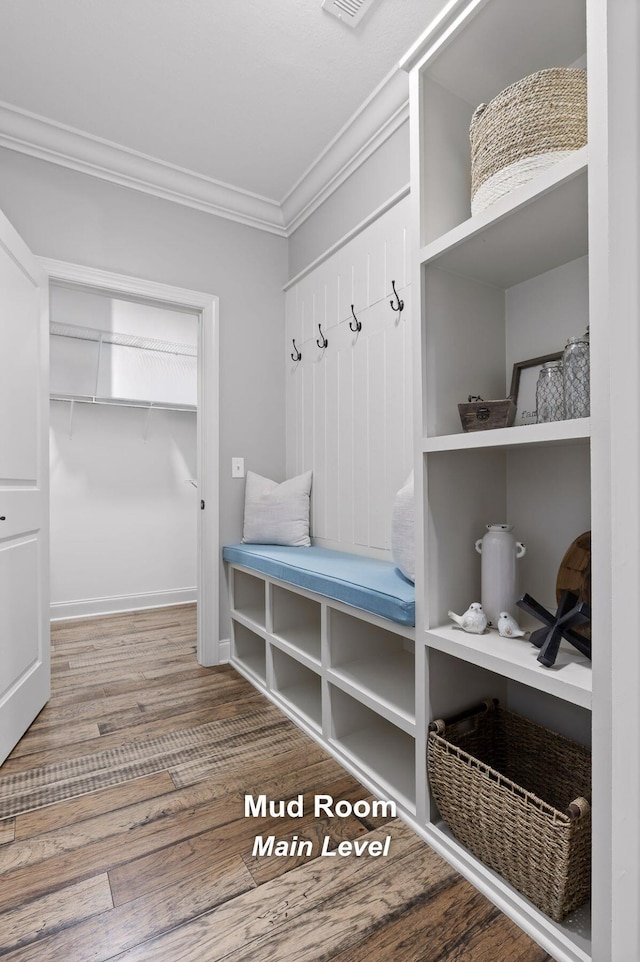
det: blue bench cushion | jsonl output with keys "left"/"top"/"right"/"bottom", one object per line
{"left": 223, "top": 543, "right": 415, "bottom": 627}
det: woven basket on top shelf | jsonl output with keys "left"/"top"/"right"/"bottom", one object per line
{"left": 470, "top": 68, "right": 587, "bottom": 215}
{"left": 427, "top": 700, "right": 591, "bottom": 922}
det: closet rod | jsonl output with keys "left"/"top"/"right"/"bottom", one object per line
{"left": 50, "top": 322, "right": 197, "bottom": 357}
{"left": 50, "top": 394, "right": 196, "bottom": 413}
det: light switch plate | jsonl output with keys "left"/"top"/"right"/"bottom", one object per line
{"left": 232, "top": 457, "right": 245, "bottom": 479}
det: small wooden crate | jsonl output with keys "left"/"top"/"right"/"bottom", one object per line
{"left": 458, "top": 396, "right": 515, "bottom": 432}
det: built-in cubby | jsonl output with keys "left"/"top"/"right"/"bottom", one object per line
{"left": 415, "top": 0, "right": 586, "bottom": 246}
{"left": 328, "top": 608, "right": 415, "bottom": 731}
{"left": 271, "top": 584, "right": 321, "bottom": 664}
{"left": 231, "top": 621, "right": 266, "bottom": 685}
{"left": 271, "top": 646, "right": 322, "bottom": 732}
{"left": 329, "top": 684, "right": 416, "bottom": 813}
{"left": 426, "top": 444, "right": 591, "bottom": 600}
{"left": 426, "top": 650, "right": 592, "bottom": 750}
{"left": 231, "top": 568, "right": 266, "bottom": 628}
{"left": 424, "top": 652, "right": 592, "bottom": 955}
{"left": 422, "top": 251, "right": 589, "bottom": 441}
{"left": 227, "top": 562, "right": 416, "bottom": 818}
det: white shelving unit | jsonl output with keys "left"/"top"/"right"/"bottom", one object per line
{"left": 401, "top": 1, "right": 640, "bottom": 960}
{"left": 227, "top": 563, "right": 417, "bottom": 816}
{"left": 49, "top": 321, "right": 197, "bottom": 412}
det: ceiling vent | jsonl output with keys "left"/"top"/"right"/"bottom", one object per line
{"left": 321, "top": 0, "right": 380, "bottom": 28}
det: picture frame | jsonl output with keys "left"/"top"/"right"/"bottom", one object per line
{"left": 509, "top": 352, "right": 562, "bottom": 427}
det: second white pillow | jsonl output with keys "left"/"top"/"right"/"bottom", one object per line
{"left": 391, "top": 470, "right": 415, "bottom": 583}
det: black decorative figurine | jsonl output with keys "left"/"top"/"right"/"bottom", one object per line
{"left": 516, "top": 590, "right": 592, "bottom": 667}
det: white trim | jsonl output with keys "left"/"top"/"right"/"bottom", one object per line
{"left": 218, "top": 638, "right": 231, "bottom": 663}
{"left": 281, "top": 67, "right": 410, "bottom": 234}
{"left": 0, "top": 101, "right": 286, "bottom": 237}
{"left": 284, "top": 185, "right": 409, "bottom": 290}
{"left": 399, "top": 0, "right": 488, "bottom": 74}
{"left": 0, "top": 65, "right": 409, "bottom": 237}
{"left": 39, "top": 258, "right": 221, "bottom": 666}
{"left": 50, "top": 588, "right": 197, "bottom": 621}
{"left": 39, "top": 259, "right": 214, "bottom": 311}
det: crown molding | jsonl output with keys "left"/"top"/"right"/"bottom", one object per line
{"left": 280, "top": 65, "right": 409, "bottom": 235}
{"left": 399, "top": 0, "right": 483, "bottom": 73}
{"left": 0, "top": 69, "right": 409, "bottom": 238}
{"left": 0, "top": 101, "right": 287, "bottom": 236}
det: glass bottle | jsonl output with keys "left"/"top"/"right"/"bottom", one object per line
{"left": 563, "top": 331, "right": 590, "bottom": 419}
{"left": 536, "top": 360, "right": 565, "bottom": 423}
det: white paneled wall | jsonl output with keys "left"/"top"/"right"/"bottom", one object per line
{"left": 285, "top": 196, "right": 412, "bottom": 557}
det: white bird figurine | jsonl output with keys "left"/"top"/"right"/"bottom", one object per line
{"left": 448, "top": 602, "right": 488, "bottom": 634}
{"left": 497, "top": 611, "right": 527, "bottom": 638}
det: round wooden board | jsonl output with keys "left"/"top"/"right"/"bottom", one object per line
{"left": 556, "top": 531, "right": 591, "bottom": 640}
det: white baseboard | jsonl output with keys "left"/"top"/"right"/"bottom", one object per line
{"left": 50, "top": 587, "right": 197, "bottom": 621}
{"left": 218, "top": 638, "right": 231, "bottom": 663}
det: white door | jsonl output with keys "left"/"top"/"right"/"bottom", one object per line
{"left": 0, "top": 209, "right": 50, "bottom": 765}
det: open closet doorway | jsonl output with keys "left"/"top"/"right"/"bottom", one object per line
{"left": 41, "top": 259, "right": 220, "bottom": 667}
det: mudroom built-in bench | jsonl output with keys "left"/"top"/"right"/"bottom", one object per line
{"left": 222, "top": 543, "right": 416, "bottom": 815}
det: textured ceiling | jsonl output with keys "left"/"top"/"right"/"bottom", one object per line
{"left": 0, "top": 0, "right": 440, "bottom": 202}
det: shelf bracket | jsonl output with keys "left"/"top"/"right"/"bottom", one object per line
{"left": 68, "top": 398, "right": 75, "bottom": 440}
{"left": 95, "top": 333, "right": 104, "bottom": 398}
{"left": 143, "top": 404, "right": 154, "bottom": 442}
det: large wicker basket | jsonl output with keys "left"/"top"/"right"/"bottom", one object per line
{"left": 427, "top": 700, "right": 591, "bottom": 921}
{"left": 470, "top": 68, "right": 587, "bottom": 214}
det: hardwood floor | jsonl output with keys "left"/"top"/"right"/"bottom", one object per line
{"left": 0, "top": 605, "right": 552, "bottom": 961}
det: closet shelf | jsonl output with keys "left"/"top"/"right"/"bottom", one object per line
{"left": 50, "top": 322, "right": 197, "bottom": 357}
{"left": 50, "top": 394, "right": 196, "bottom": 413}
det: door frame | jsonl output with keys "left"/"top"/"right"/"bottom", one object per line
{"left": 39, "top": 258, "right": 221, "bottom": 666}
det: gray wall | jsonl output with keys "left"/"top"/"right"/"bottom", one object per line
{"left": 0, "top": 147, "right": 288, "bottom": 642}
{"left": 0, "top": 114, "right": 410, "bottom": 640}
{"left": 287, "top": 120, "right": 410, "bottom": 280}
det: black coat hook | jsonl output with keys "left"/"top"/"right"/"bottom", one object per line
{"left": 291, "top": 339, "right": 302, "bottom": 361}
{"left": 316, "top": 324, "right": 328, "bottom": 349}
{"left": 349, "top": 305, "right": 361, "bottom": 332}
{"left": 390, "top": 280, "right": 404, "bottom": 313}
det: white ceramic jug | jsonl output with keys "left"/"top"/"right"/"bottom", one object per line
{"left": 475, "top": 523, "right": 526, "bottom": 627}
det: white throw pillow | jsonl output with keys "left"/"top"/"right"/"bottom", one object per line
{"left": 242, "top": 470, "right": 312, "bottom": 547}
{"left": 391, "top": 471, "right": 415, "bottom": 583}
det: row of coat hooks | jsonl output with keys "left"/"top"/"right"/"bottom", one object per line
{"left": 290, "top": 280, "right": 404, "bottom": 361}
